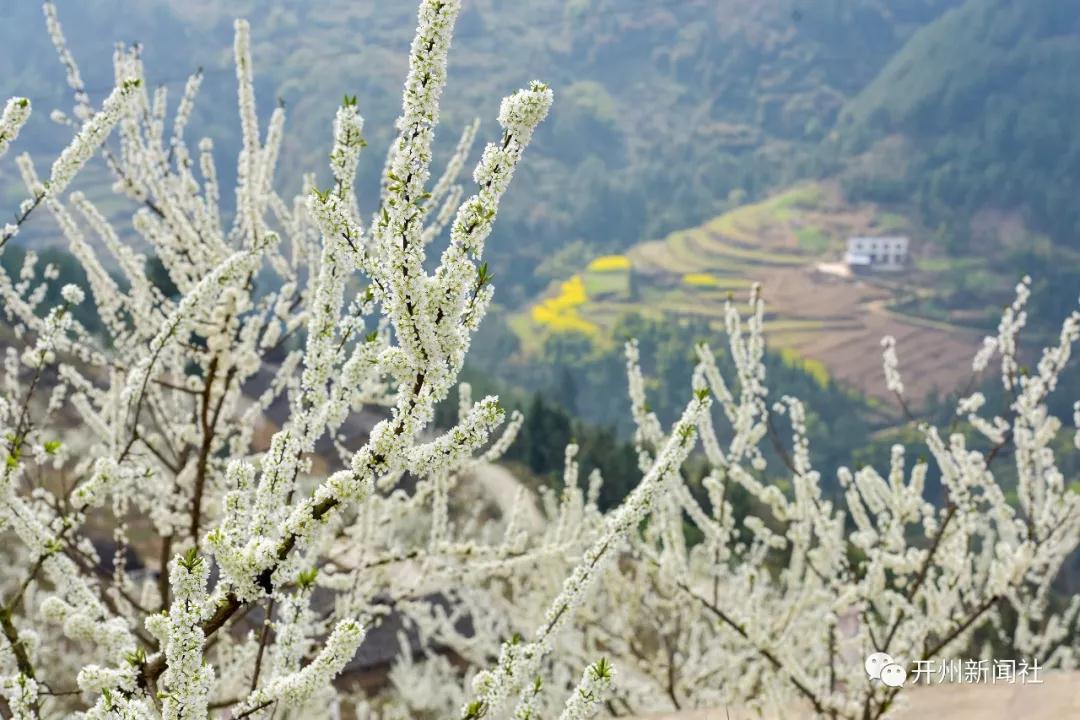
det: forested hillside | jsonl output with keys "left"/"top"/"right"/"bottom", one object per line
{"left": 836, "top": 0, "right": 1080, "bottom": 330}
{"left": 3, "top": 0, "right": 965, "bottom": 299}
{"left": 2, "top": 0, "right": 1076, "bottom": 431}
{"left": 840, "top": 0, "right": 1080, "bottom": 247}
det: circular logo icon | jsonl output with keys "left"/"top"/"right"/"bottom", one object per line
{"left": 880, "top": 663, "right": 907, "bottom": 688}
{"left": 864, "top": 652, "right": 894, "bottom": 681}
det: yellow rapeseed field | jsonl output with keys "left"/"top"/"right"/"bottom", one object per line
{"left": 531, "top": 275, "right": 598, "bottom": 335}
{"left": 586, "top": 254, "right": 632, "bottom": 272}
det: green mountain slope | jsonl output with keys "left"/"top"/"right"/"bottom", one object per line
{"left": 839, "top": 0, "right": 1080, "bottom": 249}
{"left": 3, "top": 0, "right": 1073, "bottom": 331}
{"left": 1, "top": 0, "right": 958, "bottom": 302}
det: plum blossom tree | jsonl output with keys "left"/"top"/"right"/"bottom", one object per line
{"left": 0, "top": 1, "right": 1078, "bottom": 719}
{"left": 569, "top": 282, "right": 1079, "bottom": 718}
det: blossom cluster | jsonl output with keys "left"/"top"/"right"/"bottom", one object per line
{"left": 1, "top": 1, "right": 569, "bottom": 717}
{"left": 0, "top": 97, "right": 31, "bottom": 161}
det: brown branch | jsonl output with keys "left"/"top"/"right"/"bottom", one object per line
{"left": 663, "top": 624, "right": 681, "bottom": 710}
{"left": 249, "top": 597, "right": 275, "bottom": 692}
{"left": 4, "top": 340, "right": 52, "bottom": 470}
{"left": 0, "top": 193, "right": 45, "bottom": 251}
{"left": 157, "top": 534, "right": 173, "bottom": 612}
{"left": 117, "top": 325, "right": 177, "bottom": 464}
{"left": 0, "top": 603, "right": 40, "bottom": 718}
{"left": 149, "top": 376, "right": 202, "bottom": 394}
{"left": 133, "top": 429, "right": 181, "bottom": 474}
{"left": 828, "top": 623, "right": 838, "bottom": 720}
{"left": 0, "top": 606, "right": 35, "bottom": 680}
{"left": 139, "top": 355, "right": 428, "bottom": 688}
{"left": 191, "top": 358, "right": 235, "bottom": 549}
{"left": 6, "top": 555, "right": 48, "bottom": 615}
{"left": 879, "top": 502, "right": 958, "bottom": 650}
{"left": 765, "top": 413, "right": 799, "bottom": 476}
{"left": 669, "top": 575, "right": 829, "bottom": 717}
{"left": 234, "top": 700, "right": 274, "bottom": 719}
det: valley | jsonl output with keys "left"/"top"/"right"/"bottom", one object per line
{"left": 518, "top": 182, "right": 983, "bottom": 404}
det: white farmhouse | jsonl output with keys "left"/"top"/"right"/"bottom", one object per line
{"left": 845, "top": 236, "right": 908, "bottom": 272}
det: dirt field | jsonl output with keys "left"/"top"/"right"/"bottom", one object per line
{"left": 754, "top": 265, "right": 981, "bottom": 404}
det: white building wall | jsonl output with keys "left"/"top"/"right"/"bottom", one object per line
{"left": 846, "top": 236, "right": 908, "bottom": 271}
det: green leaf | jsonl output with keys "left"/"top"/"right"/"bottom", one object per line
{"left": 179, "top": 547, "right": 201, "bottom": 572}
{"left": 476, "top": 262, "right": 494, "bottom": 288}
{"left": 462, "top": 701, "right": 487, "bottom": 720}
{"left": 298, "top": 567, "right": 318, "bottom": 589}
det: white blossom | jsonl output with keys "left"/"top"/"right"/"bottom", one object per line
{"left": 0, "top": 97, "right": 31, "bottom": 160}
{"left": 880, "top": 335, "right": 904, "bottom": 396}
{"left": 556, "top": 659, "right": 615, "bottom": 720}
{"left": 60, "top": 283, "right": 84, "bottom": 305}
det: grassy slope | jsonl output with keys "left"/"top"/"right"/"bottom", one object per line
{"left": 520, "top": 182, "right": 881, "bottom": 337}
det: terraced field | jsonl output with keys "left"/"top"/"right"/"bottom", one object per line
{"left": 519, "top": 182, "right": 982, "bottom": 405}
{"left": 755, "top": 266, "right": 979, "bottom": 402}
